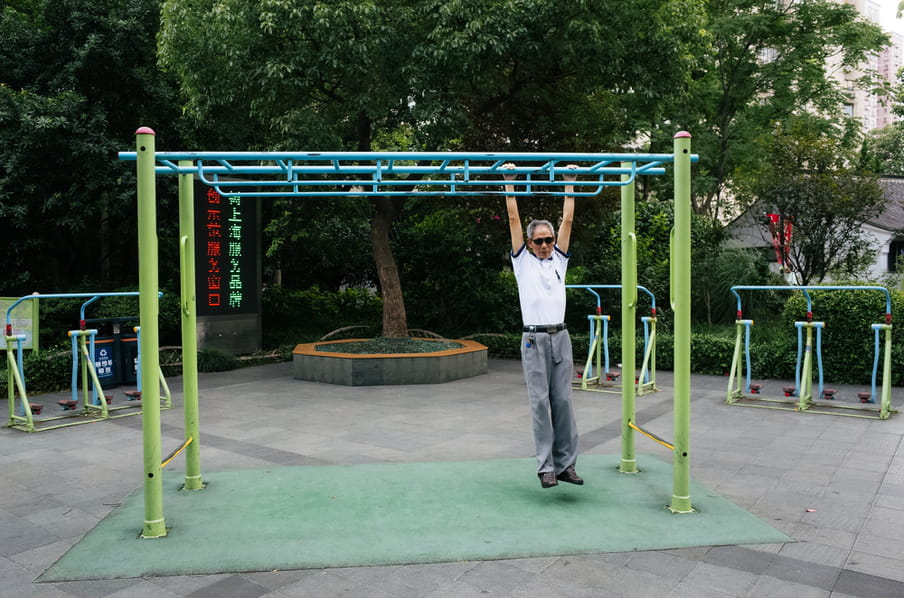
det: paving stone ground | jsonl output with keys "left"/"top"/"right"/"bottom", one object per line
{"left": 2, "top": 359, "right": 902, "bottom": 597}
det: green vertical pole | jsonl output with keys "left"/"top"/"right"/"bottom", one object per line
{"left": 136, "top": 127, "right": 167, "bottom": 538}
{"left": 179, "top": 162, "right": 203, "bottom": 490}
{"left": 670, "top": 132, "right": 693, "bottom": 513}
{"left": 881, "top": 326, "right": 892, "bottom": 418}
{"left": 619, "top": 163, "right": 638, "bottom": 474}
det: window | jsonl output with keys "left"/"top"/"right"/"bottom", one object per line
{"left": 887, "top": 239, "right": 904, "bottom": 272}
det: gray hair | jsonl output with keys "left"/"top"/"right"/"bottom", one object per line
{"left": 526, "top": 219, "right": 555, "bottom": 240}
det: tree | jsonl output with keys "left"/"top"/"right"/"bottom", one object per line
{"left": 159, "top": 0, "right": 700, "bottom": 337}
{"left": 860, "top": 124, "right": 904, "bottom": 175}
{"left": 670, "top": 0, "right": 890, "bottom": 221}
{"left": 741, "top": 121, "right": 886, "bottom": 284}
{"left": 0, "top": 0, "right": 182, "bottom": 294}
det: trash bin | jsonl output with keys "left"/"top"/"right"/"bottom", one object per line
{"left": 85, "top": 317, "right": 138, "bottom": 389}
{"left": 91, "top": 337, "right": 121, "bottom": 388}
{"left": 120, "top": 335, "right": 139, "bottom": 385}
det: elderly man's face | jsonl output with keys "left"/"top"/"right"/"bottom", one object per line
{"left": 529, "top": 226, "right": 555, "bottom": 259}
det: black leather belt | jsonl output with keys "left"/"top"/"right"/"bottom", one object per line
{"left": 523, "top": 323, "right": 567, "bottom": 333}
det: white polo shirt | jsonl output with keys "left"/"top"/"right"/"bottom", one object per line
{"left": 511, "top": 243, "right": 569, "bottom": 326}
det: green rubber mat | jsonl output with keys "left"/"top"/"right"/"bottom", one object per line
{"left": 40, "top": 454, "right": 791, "bottom": 581}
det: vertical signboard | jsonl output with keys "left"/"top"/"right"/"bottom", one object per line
{"left": 194, "top": 181, "right": 261, "bottom": 354}
{"left": 0, "top": 297, "right": 39, "bottom": 351}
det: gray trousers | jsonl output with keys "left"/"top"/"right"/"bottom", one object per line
{"left": 520, "top": 330, "right": 579, "bottom": 474}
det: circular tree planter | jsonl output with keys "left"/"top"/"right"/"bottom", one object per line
{"left": 293, "top": 338, "right": 488, "bottom": 386}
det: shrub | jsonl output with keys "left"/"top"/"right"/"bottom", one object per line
{"left": 197, "top": 348, "right": 240, "bottom": 373}
{"left": 0, "top": 345, "right": 72, "bottom": 396}
{"left": 782, "top": 287, "right": 900, "bottom": 384}
{"left": 261, "top": 285, "right": 382, "bottom": 346}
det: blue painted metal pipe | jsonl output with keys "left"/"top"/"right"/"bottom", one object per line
{"left": 730, "top": 285, "right": 892, "bottom": 319}
{"left": 566, "top": 284, "right": 656, "bottom": 312}
{"left": 117, "top": 150, "right": 698, "bottom": 198}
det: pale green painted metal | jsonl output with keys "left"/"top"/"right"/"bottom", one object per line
{"left": 73, "top": 330, "right": 111, "bottom": 419}
{"left": 669, "top": 133, "right": 693, "bottom": 514}
{"left": 6, "top": 329, "right": 148, "bottom": 433}
{"left": 639, "top": 316, "right": 657, "bottom": 393}
{"left": 796, "top": 322, "right": 818, "bottom": 411}
{"left": 580, "top": 314, "right": 609, "bottom": 390}
{"left": 136, "top": 129, "right": 167, "bottom": 539}
{"left": 6, "top": 335, "right": 32, "bottom": 430}
{"left": 727, "top": 319, "right": 897, "bottom": 420}
{"left": 178, "top": 162, "right": 204, "bottom": 491}
{"left": 726, "top": 319, "right": 753, "bottom": 404}
{"left": 129, "top": 129, "right": 700, "bottom": 532}
{"left": 878, "top": 325, "right": 894, "bottom": 418}
{"left": 619, "top": 163, "right": 638, "bottom": 474}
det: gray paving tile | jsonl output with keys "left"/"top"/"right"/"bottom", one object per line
{"left": 764, "top": 554, "right": 840, "bottom": 592}
{"left": 184, "top": 574, "right": 269, "bottom": 598}
{"left": 3, "top": 361, "right": 904, "bottom": 597}
{"left": 778, "top": 541, "right": 849, "bottom": 568}
{"left": 748, "top": 575, "right": 831, "bottom": 598}
{"left": 625, "top": 550, "right": 697, "bottom": 581}
{"left": 457, "top": 560, "right": 542, "bottom": 593}
{"left": 704, "top": 545, "right": 775, "bottom": 575}
{"left": 845, "top": 550, "right": 904, "bottom": 584}
{"left": 833, "top": 569, "right": 904, "bottom": 598}
{"left": 51, "top": 578, "right": 145, "bottom": 598}
{"left": 680, "top": 562, "right": 759, "bottom": 595}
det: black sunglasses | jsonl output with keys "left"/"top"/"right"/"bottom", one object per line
{"left": 531, "top": 237, "right": 555, "bottom": 246}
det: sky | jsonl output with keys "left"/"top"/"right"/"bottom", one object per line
{"left": 879, "top": 0, "right": 904, "bottom": 36}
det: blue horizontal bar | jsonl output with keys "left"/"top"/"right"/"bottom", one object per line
{"left": 118, "top": 150, "right": 696, "bottom": 198}
{"left": 730, "top": 285, "right": 891, "bottom": 317}
{"left": 6, "top": 292, "right": 162, "bottom": 327}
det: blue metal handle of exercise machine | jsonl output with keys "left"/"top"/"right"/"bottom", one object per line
{"left": 566, "top": 284, "right": 657, "bottom": 382}
{"left": 730, "top": 285, "right": 891, "bottom": 319}
{"left": 870, "top": 323, "right": 885, "bottom": 403}
{"left": 565, "top": 284, "right": 656, "bottom": 312}
{"left": 737, "top": 320, "right": 754, "bottom": 393}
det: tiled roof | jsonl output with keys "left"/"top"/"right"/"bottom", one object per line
{"left": 869, "top": 177, "right": 904, "bottom": 232}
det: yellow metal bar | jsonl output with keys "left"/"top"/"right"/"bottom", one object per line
{"left": 628, "top": 421, "right": 675, "bottom": 451}
{"left": 162, "top": 436, "right": 193, "bottom": 469}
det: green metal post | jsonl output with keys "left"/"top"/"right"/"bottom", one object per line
{"left": 670, "top": 132, "right": 693, "bottom": 513}
{"left": 80, "top": 334, "right": 89, "bottom": 407}
{"left": 880, "top": 325, "right": 892, "bottom": 418}
{"left": 178, "top": 162, "right": 203, "bottom": 490}
{"left": 799, "top": 325, "right": 814, "bottom": 412}
{"left": 619, "top": 163, "right": 638, "bottom": 474}
{"left": 727, "top": 321, "right": 743, "bottom": 402}
{"left": 136, "top": 127, "right": 167, "bottom": 538}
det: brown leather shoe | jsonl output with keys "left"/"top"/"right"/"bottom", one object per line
{"left": 556, "top": 465, "right": 584, "bottom": 485}
{"left": 538, "top": 471, "right": 558, "bottom": 488}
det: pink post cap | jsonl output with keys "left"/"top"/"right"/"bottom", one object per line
{"left": 673, "top": 131, "right": 691, "bottom": 138}
{"left": 135, "top": 126, "right": 156, "bottom": 136}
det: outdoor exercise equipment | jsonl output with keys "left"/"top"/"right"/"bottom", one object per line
{"left": 5, "top": 292, "right": 171, "bottom": 433}
{"left": 726, "top": 285, "right": 895, "bottom": 420}
{"left": 118, "top": 128, "right": 697, "bottom": 537}
{"left": 567, "top": 284, "right": 657, "bottom": 395}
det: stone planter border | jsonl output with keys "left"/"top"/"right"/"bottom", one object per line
{"left": 293, "top": 338, "right": 488, "bottom": 386}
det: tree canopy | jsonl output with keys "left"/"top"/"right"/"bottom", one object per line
{"left": 740, "top": 120, "right": 886, "bottom": 285}
{"left": 0, "top": 0, "right": 182, "bottom": 293}
{"left": 672, "top": 0, "right": 889, "bottom": 220}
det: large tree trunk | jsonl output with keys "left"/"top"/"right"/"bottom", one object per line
{"left": 371, "top": 197, "right": 408, "bottom": 337}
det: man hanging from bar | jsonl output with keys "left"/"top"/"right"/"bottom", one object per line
{"left": 503, "top": 163, "right": 583, "bottom": 489}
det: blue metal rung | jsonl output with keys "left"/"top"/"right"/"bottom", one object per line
{"left": 118, "top": 151, "right": 698, "bottom": 198}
